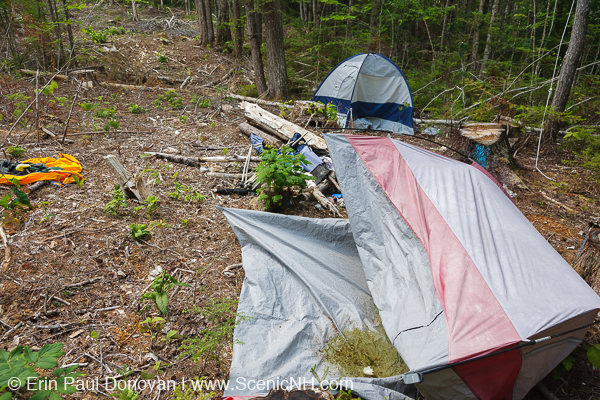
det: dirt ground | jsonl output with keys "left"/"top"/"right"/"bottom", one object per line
{"left": 1, "top": 4, "right": 599, "bottom": 400}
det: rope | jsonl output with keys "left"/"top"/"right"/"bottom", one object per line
{"left": 534, "top": 0, "right": 576, "bottom": 181}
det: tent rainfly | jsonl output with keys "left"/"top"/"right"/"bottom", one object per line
{"left": 221, "top": 135, "right": 600, "bottom": 400}
{"left": 313, "top": 53, "right": 414, "bottom": 135}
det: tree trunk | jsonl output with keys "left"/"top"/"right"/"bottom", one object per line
{"left": 231, "top": 0, "right": 243, "bottom": 58}
{"left": 215, "top": 0, "right": 231, "bottom": 45}
{"left": 346, "top": 0, "right": 353, "bottom": 38}
{"left": 196, "top": 0, "right": 209, "bottom": 44}
{"left": 548, "top": 0, "right": 591, "bottom": 140}
{"left": 369, "top": 0, "right": 383, "bottom": 34}
{"left": 479, "top": 0, "right": 500, "bottom": 76}
{"left": 61, "top": 0, "right": 76, "bottom": 56}
{"left": 440, "top": 0, "right": 450, "bottom": 50}
{"left": 245, "top": 0, "right": 267, "bottom": 96}
{"left": 255, "top": 2, "right": 262, "bottom": 43}
{"left": 470, "top": 0, "right": 485, "bottom": 67}
{"left": 263, "top": 0, "right": 288, "bottom": 99}
{"left": 204, "top": 0, "right": 214, "bottom": 44}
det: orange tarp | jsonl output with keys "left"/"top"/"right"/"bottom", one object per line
{"left": 0, "top": 154, "right": 83, "bottom": 186}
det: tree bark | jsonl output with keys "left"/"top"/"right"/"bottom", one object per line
{"left": 440, "top": 0, "right": 451, "bottom": 50}
{"left": 346, "top": 0, "right": 353, "bottom": 38}
{"left": 470, "top": 0, "right": 485, "bottom": 67}
{"left": 215, "top": 0, "right": 231, "bottom": 45}
{"left": 263, "top": 0, "right": 289, "bottom": 99}
{"left": 245, "top": 0, "right": 267, "bottom": 96}
{"left": 231, "top": 0, "right": 244, "bottom": 58}
{"left": 548, "top": 0, "right": 591, "bottom": 140}
{"left": 195, "top": 0, "right": 209, "bottom": 44}
{"left": 203, "top": 0, "right": 214, "bottom": 44}
{"left": 255, "top": 2, "right": 262, "bottom": 43}
{"left": 479, "top": 0, "right": 500, "bottom": 76}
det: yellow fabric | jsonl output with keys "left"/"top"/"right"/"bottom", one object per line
{"left": 0, "top": 154, "right": 83, "bottom": 186}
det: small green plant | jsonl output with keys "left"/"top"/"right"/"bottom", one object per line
{"left": 0, "top": 178, "right": 31, "bottom": 211}
{"left": 110, "top": 387, "right": 140, "bottom": 400}
{"left": 128, "top": 223, "right": 151, "bottom": 240}
{"left": 79, "top": 102, "right": 96, "bottom": 111}
{"left": 105, "top": 185, "right": 128, "bottom": 215}
{"left": 168, "top": 183, "right": 204, "bottom": 203}
{"left": 181, "top": 218, "right": 189, "bottom": 226}
{"left": 0, "top": 343, "right": 83, "bottom": 400}
{"left": 129, "top": 103, "right": 147, "bottom": 114}
{"left": 141, "top": 271, "right": 191, "bottom": 315}
{"left": 36, "top": 80, "right": 58, "bottom": 96}
{"left": 153, "top": 90, "right": 183, "bottom": 110}
{"left": 179, "top": 298, "right": 250, "bottom": 373}
{"left": 38, "top": 201, "right": 55, "bottom": 224}
{"left": 82, "top": 26, "right": 108, "bottom": 43}
{"left": 6, "top": 146, "right": 25, "bottom": 158}
{"left": 171, "top": 379, "right": 214, "bottom": 400}
{"left": 255, "top": 146, "right": 315, "bottom": 209}
{"left": 73, "top": 176, "right": 85, "bottom": 189}
{"left": 139, "top": 316, "right": 166, "bottom": 339}
{"left": 133, "top": 195, "right": 159, "bottom": 217}
{"left": 157, "top": 52, "right": 168, "bottom": 63}
{"left": 56, "top": 96, "right": 69, "bottom": 107}
{"left": 179, "top": 116, "right": 188, "bottom": 123}
{"left": 191, "top": 95, "right": 212, "bottom": 108}
{"left": 582, "top": 342, "right": 600, "bottom": 369}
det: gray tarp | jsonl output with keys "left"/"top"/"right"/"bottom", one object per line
{"left": 220, "top": 208, "right": 416, "bottom": 400}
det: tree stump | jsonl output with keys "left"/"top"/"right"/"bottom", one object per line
{"left": 450, "top": 122, "right": 525, "bottom": 191}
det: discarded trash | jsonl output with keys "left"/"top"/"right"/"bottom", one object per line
{"left": 0, "top": 154, "right": 83, "bottom": 186}
{"left": 216, "top": 188, "right": 254, "bottom": 196}
{"left": 422, "top": 127, "right": 440, "bottom": 135}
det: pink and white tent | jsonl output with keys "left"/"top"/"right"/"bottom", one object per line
{"left": 221, "top": 135, "right": 600, "bottom": 400}
{"left": 326, "top": 134, "right": 600, "bottom": 399}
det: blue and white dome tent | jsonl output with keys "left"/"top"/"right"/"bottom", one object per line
{"left": 312, "top": 53, "right": 414, "bottom": 135}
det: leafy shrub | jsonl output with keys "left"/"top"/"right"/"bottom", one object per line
{"left": 0, "top": 178, "right": 31, "bottom": 211}
{"left": 6, "top": 146, "right": 25, "bottom": 158}
{"left": 153, "top": 90, "right": 183, "bottom": 110}
{"left": 141, "top": 271, "right": 191, "bottom": 315}
{"left": 255, "top": 146, "right": 315, "bottom": 209}
{"left": 562, "top": 127, "right": 600, "bottom": 181}
{"left": 128, "top": 103, "right": 147, "bottom": 114}
{"left": 133, "top": 195, "right": 159, "bottom": 217}
{"left": 0, "top": 343, "right": 83, "bottom": 400}
{"left": 104, "top": 185, "right": 128, "bottom": 215}
{"left": 128, "top": 223, "right": 150, "bottom": 240}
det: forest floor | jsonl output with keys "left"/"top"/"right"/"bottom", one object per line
{"left": 0, "top": 4, "right": 599, "bottom": 400}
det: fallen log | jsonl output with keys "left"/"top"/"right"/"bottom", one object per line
{"left": 19, "top": 69, "right": 68, "bottom": 80}
{"left": 208, "top": 172, "right": 245, "bottom": 179}
{"left": 229, "top": 94, "right": 293, "bottom": 109}
{"left": 104, "top": 155, "right": 152, "bottom": 202}
{"left": 146, "top": 152, "right": 259, "bottom": 165}
{"left": 241, "top": 102, "right": 328, "bottom": 150}
{"left": 238, "top": 123, "right": 284, "bottom": 148}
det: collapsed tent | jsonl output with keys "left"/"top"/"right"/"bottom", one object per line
{"left": 313, "top": 53, "right": 414, "bottom": 135}
{"left": 0, "top": 154, "right": 83, "bottom": 186}
{"left": 222, "top": 135, "right": 600, "bottom": 400}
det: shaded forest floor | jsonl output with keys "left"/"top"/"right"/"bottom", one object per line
{"left": 0, "top": 4, "right": 599, "bottom": 400}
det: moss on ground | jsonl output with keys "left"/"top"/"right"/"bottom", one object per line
{"left": 322, "top": 325, "right": 408, "bottom": 378}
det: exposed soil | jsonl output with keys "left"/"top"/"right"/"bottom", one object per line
{"left": 1, "top": 5, "right": 599, "bottom": 400}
